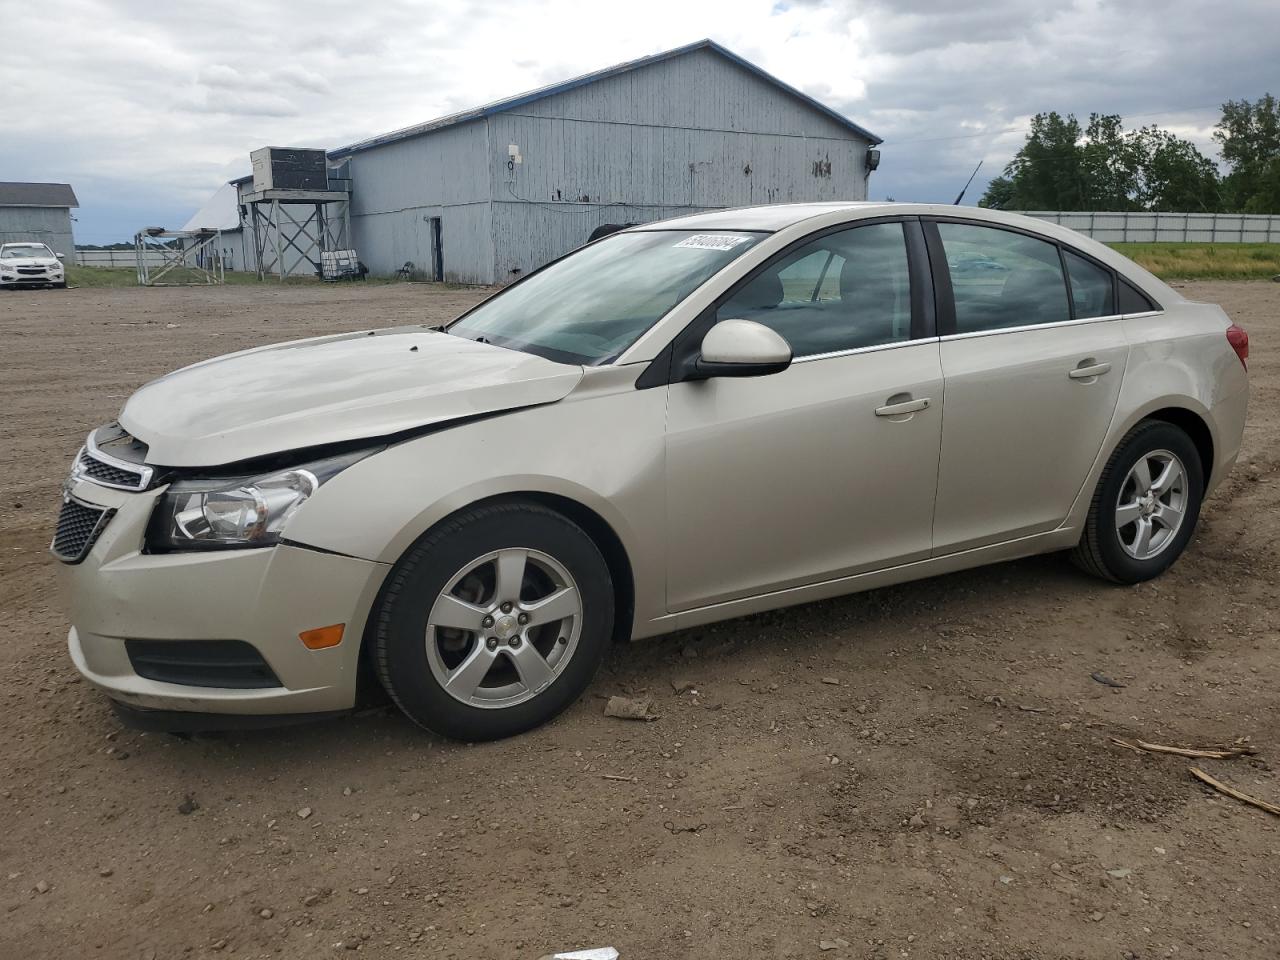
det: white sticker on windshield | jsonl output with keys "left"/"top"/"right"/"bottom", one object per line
{"left": 674, "top": 234, "right": 753, "bottom": 250}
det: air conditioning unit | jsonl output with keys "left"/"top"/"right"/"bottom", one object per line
{"left": 250, "top": 147, "right": 329, "bottom": 192}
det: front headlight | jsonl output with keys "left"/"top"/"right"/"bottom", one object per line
{"left": 148, "top": 448, "right": 374, "bottom": 551}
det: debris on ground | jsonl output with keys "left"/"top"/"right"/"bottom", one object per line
{"left": 1090, "top": 672, "right": 1127, "bottom": 688}
{"left": 535, "top": 948, "right": 619, "bottom": 960}
{"left": 600, "top": 774, "right": 637, "bottom": 783}
{"left": 176, "top": 794, "right": 199, "bottom": 815}
{"left": 1189, "top": 767, "right": 1280, "bottom": 817}
{"left": 663, "top": 820, "right": 708, "bottom": 834}
{"left": 1110, "top": 738, "right": 1257, "bottom": 759}
{"left": 669, "top": 678, "right": 697, "bottom": 694}
{"left": 603, "top": 696, "right": 657, "bottom": 721}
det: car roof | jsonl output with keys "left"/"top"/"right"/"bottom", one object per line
{"left": 629, "top": 202, "right": 896, "bottom": 232}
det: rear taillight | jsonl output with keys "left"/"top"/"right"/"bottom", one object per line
{"left": 1226, "top": 324, "right": 1249, "bottom": 369}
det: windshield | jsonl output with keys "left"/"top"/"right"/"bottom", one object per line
{"left": 1, "top": 243, "right": 55, "bottom": 259}
{"left": 449, "top": 230, "right": 766, "bottom": 364}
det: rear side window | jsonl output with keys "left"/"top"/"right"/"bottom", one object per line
{"left": 716, "top": 221, "right": 912, "bottom": 357}
{"left": 937, "top": 223, "right": 1070, "bottom": 333}
{"left": 1063, "top": 250, "right": 1115, "bottom": 319}
{"left": 1118, "top": 278, "right": 1158, "bottom": 314}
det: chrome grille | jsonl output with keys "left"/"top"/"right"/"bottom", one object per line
{"left": 75, "top": 428, "right": 153, "bottom": 492}
{"left": 78, "top": 448, "right": 145, "bottom": 489}
{"left": 51, "top": 497, "right": 114, "bottom": 563}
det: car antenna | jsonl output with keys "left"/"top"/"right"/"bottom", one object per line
{"left": 953, "top": 160, "right": 983, "bottom": 205}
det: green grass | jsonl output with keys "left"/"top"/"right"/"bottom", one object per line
{"left": 1108, "top": 242, "right": 1280, "bottom": 281}
{"left": 68, "top": 265, "right": 267, "bottom": 287}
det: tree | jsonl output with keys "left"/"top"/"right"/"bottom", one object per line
{"left": 1214, "top": 94, "right": 1280, "bottom": 212}
{"left": 1134, "top": 128, "right": 1222, "bottom": 211}
{"left": 979, "top": 112, "right": 1221, "bottom": 212}
{"left": 977, "top": 176, "right": 1016, "bottom": 210}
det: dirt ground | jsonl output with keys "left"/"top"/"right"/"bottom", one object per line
{"left": 1, "top": 279, "right": 1277, "bottom": 960}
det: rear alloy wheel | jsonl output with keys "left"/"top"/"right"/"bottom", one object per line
{"left": 1072, "top": 420, "right": 1204, "bottom": 583}
{"left": 373, "top": 501, "right": 613, "bottom": 740}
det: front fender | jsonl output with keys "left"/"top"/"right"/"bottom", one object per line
{"left": 282, "top": 374, "right": 670, "bottom": 626}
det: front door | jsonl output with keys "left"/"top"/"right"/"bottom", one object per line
{"left": 663, "top": 220, "right": 943, "bottom": 612}
{"left": 929, "top": 221, "right": 1130, "bottom": 553}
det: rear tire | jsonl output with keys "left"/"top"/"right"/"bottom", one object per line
{"left": 1071, "top": 420, "right": 1204, "bottom": 584}
{"left": 372, "top": 500, "right": 613, "bottom": 741}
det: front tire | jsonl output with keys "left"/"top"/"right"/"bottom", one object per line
{"left": 372, "top": 500, "right": 614, "bottom": 740}
{"left": 1071, "top": 420, "right": 1204, "bottom": 584}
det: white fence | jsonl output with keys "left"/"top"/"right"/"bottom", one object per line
{"left": 75, "top": 249, "right": 168, "bottom": 268}
{"left": 1023, "top": 211, "right": 1280, "bottom": 244}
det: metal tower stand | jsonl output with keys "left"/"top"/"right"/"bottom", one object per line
{"left": 244, "top": 188, "right": 352, "bottom": 281}
{"left": 134, "top": 228, "right": 225, "bottom": 285}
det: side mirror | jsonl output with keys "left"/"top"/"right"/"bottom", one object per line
{"left": 695, "top": 319, "right": 792, "bottom": 379}
{"left": 55, "top": 253, "right": 65, "bottom": 260}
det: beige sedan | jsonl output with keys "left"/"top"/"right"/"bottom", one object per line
{"left": 56, "top": 204, "right": 1249, "bottom": 740}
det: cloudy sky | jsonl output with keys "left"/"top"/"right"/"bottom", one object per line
{"left": 2, "top": 0, "right": 1275, "bottom": 244}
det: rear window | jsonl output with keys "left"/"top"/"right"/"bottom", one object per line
{"left": 1063, "top": 250, "right": 1115, "bottom": 319}
{"left": 1118, "top": 278, "right": 1158, "bottom": 314}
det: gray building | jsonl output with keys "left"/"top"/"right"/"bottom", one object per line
{"left": 0, "top": 182, "right": 79, "bottom": 260}
{"left": 331, "top": 39, "right": 880, "bottom": 283}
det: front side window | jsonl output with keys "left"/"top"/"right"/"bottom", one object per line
{"left": 1064, "top": 249, "right": 1115, "bottom": 319}
{"left": 938, "top": 223, "right": 1069, "bottom": 334}
{"left": 449, "top": 230, "right": 765, "bottom": 365}
{"left": 715, "top": 222, "right": 912, "bottom": 357}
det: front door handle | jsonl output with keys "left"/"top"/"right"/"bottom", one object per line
{"left": 1069, "top": 360, "right": 1112, "bottom": 380}
{"left": 875, "top": 396, "right": 931, "bottom": 417}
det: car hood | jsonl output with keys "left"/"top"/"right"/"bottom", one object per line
{"left": 1, "top": 257, "right": 59, "bottom": 267}
{"left": 119, "top": 327, "right": 584, "bottom": 467}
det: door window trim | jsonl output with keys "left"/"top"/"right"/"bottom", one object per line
{"left": 637, "top": 215, "right": 938, "bottom": 388}
{"left": 921, "top": 216, "right": 1164, "bottom": 339}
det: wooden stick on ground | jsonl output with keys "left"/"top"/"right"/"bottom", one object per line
{"left": 1111, "top": 738, "right": 1256, "bottom": 760}
{"left": 600, "top": 774, "right": 638, "bottom": 783}
{"left": 1189, "top": 767, "right": 1280, "bottom": 817}
{"left": 1110, "top": 738, "right": 1146, "bottom": 755}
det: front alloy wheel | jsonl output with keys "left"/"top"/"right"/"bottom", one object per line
{"left": 373, "top": 500, "right": 614, "bottom": 740}
{"left": 426, "top": 548, "right": 583, "bottom": 709}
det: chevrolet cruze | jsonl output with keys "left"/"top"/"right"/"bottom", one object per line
{"left": 56, "top": 203, "right": 1250, "bottom": 740}
{"left": 1, "top": 241, "right": 66, "bottom": 289}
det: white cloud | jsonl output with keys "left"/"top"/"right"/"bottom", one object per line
{"left": 1, "top": 0, "right": 1274, "bottom": 242}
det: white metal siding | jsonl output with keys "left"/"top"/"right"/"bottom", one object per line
{"left": 510, "top": 47, "right": 858, "bottom": 140}
{"left": 346, "top": 121, "right": 494, "bottom": 282}
{"left": 343, "top": 48, "right": 870, "bottom": 283}
{"left": 0, "top": 206, "right": 75, "bottom": 260}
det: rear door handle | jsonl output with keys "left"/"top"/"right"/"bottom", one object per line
{"left": 1069, "top": 361, "right": 1112, "bottom": 380}
{"left": 875, "top": 396, "right": 931, "bottom": 417}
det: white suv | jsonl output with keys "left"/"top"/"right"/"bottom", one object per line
{"left": 0, "top": 242, "right": 66, "bottom": 289}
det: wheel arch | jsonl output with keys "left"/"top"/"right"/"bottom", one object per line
{"left": 1142, "top": 406, "right": 1214, "bottom": 483}
{"left": 1065, "top": 397, "right": 1219, "bottom": 535}
{"left": 360, "top": 491, "right": 637, "bottom": 672}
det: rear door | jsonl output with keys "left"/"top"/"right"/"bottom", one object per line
{"left": 927, "top": 220, "right": 1130, "bottom": 553}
